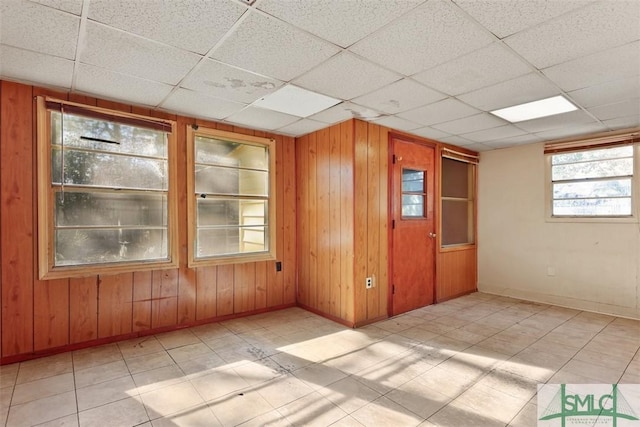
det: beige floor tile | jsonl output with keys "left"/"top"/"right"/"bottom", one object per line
{"left": 151, "top": 405, "right": 222, "bottom": 427}
{"left": 574, "top": 347, "right": 633, "bottom": 370}
{"left": 232, "top": 357, "right": 284, "bottom": 386}
{"left": 141, "top": 381, "right": 204, "bottom": 419}
{"left": 118, "top": 337, "right": 165, "bottom": 360}
{"left": 177, "top": 352, "right": 228, "bottom": 379}
{"left": 562, "top": 359, "right": 623, "bottom": 383}
{"left": 0, "top": 363, "right": 19, "bottom": 388}
{"left": 77, "top": 375, "right": 137, "bottom": 411}
{"left": 445, "top": 328, "right": 486, "bottom": 345}
{"left": 497, "top": 356, "right": 556, "bottom": 383}
{"left": 74, "top": 360, "right": 130, "bottom": 389}
{"left": 386, "top": 378, "right": 450, "bottom": 418}
{"left": 35, "top": 413, "right": 78, "bottom": 426}
{"left": 155, "top": 329, "right": 201, "bottom": 350}
{"left": 423, "top": 335, "right": 472, "bottom": 354}
{"left": 476, "top": 369, "right": 538, "bottom": 402}
{"left": 7, "top": 390, "right": 76, "bottom": 427}
{"left": 125, "top": 351, "right": 175, "bottom": 375}
{"left": 329, "top": 415, "right": 365, "bottom": 427}
{"left": 317, "top": 377, "right": 381, "bottom": 414}
{"left": 202, "top": 334, "right": 245, "bottom": 351}
{"left": 428, "top": 400, "right": 505, "bottom": 427}
{"left": 416, "top": 366, "right": 474, "bottom": 399}
{"left": 12, "top": 372, "right": 74, "bottom": 405}
{"left": 190, "top": 323, "right": 234, "bottom": 342}
{"left": 584, "top": 333, "right": 639, "bottom": 358}
{"left": 454, "top": 383, "right": 527, "bottom": 424}
{"left": 78, "top": 397, "right": 148, "bottom": 427}
{"left": 168, "top": 342, "right": 214, "bottom": 363}
{"left": 132, "top": 364, "right": 187, "bottom": 394}
{"left": 351, "top": 396, "right": 422, "bottom": 427}
{"left": 436, "top": 357, "right": 488, "bottom": 383}
{"left": 1, "top": 383, "right": 13, "bottom": 409}
{"left": 527, "top": 337, "right": 581, "bottom": 359}
{"left": 208, "top": 389, "right": 273, "bottom": 426}
{"left": 190, "top": 368, "right": 249, "bottom": 401}
{"left": 73, "top": 344, "right": 123, "bottom": 371}
{"left": 17, "top": 353, "right": 73, "bottom": 384}
{"left": 257, "top": 375, "right": 314, "bottom": 408}
{"left": 398, "top": 326, "right": 440, "bottom": 343}
{"left": 548, "top": 367, "right": 600, "bottom": 384}
{"left": 236, "top": 409, "right": 291, "bottom": 427}
{"left": 516, "top": 346, "right": 572, "bottom": 371}
{"left": 270, "top": 351, "right": 314, "bottom": 372}
{"left": 508, "top": 403, "right": 537, "bottom": 427}
{"left": 292, "top": 362, "right": 348, "bottom": 390}
{"left": 476, "top": 336, "right": 528, "bottom": 356}
{"left": 278, "top": 392, "right": 348, "bottom": 427}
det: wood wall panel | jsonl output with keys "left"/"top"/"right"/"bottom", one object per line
{"left": 437, "top": 248, "right": 477, "bottom": 301}
{"left": 339, "top": 121, "right": 354, "bottom": 322}
{"left": 353, "top": 120, "right": 370, "bottom": 325}
{"left": 0, "top": 81, "right": 296, "bottom": 364}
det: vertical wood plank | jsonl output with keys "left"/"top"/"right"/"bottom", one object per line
{"left": 196, "top": 266, "right": 217, "bottom": 320}
{"left": 234, "top": 263, "right": 256, "bottom": 313}
{"left": 1, "top": 81, "right": 34, "bottom": 357}
{"left": 33, "top": 278, "right": 69, "bottom": 350}
{"left": 366, "top": 124, "right": 381, "bottom": 320}
{"left": 316, "top": 127, "right": 331, "bottom": 314}
{"left": 267, "top": 135, "right": 285, "bottom": 307}
{"left": 98, "top": 273, "right": 133, "bottom": 338}
{"left": 282, "top": 136, "right": 297, "bottom": 305}
{"left": 340, "top": 121, "right": 355, "bottom": 323}
{"left": 132, "top": 271, "right": 152, "bottom": 332}
{"left": 255, "top": 261, "right": 267, "bottom": 310}
{"left": 151, "top": 269, "right": 178, "bottom": 329}
{"left": 378, "top": 126, "right": 389, "bottom": 318}
{"left": 329, "top": 125, "right": 341, "bottom": 317}
{"left": 70, "top": 277, "right": 99, "bottom": 343}
{"left": 217, "top": 265, "right": 234, "bottom": 316}
{"left": 296, "top": 135, "right": 309, "bottom": 306}
{"left": 353, "top": 120, "right": 369, "bottom": 324}
{"left": 308, "top": 132, "right": 318, "bottom": 308}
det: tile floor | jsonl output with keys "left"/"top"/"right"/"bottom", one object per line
{"left": 0, "top": 292, "right": 639, "bottom": 427}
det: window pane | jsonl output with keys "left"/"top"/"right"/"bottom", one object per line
{"left": 197, "top": 199, "right": 267, "bottom": 227}
{"left": 553, "top": 198, "right": 631, "bottom": 216}
{"left": 56, "top": 192, "right": 167, "bottom": 227}
{"left": 442, "top": 158, "right": 470, "bottom": 198}
{"left": 52, "top": 148, "right": 168, "bottom": 190}
{"left": 402, "top": 194, "right": 424, "bottom": 217}
{"left": 197, "top": 226, "right": 268, "bottom": 257}
{"left": 55, "top": 228, "right": 167, "bottom": 266}
{"left": 402, "top": 169, "right": 424, "bottom": 192}
{"left": 196, "top": 136, "right": 268, "bottom": 170}
{"left": 552, "top": 158, "right": 633, "bottom": 180}
{"left": 195, "top": 165, "right": 267, "bottom": 196}
{"left": 442, "top": 199, "right": 473, "bottom": 246}
{"left": 551, "top": 146, "right": 633, "bottom": 165}
{"left": 52, "top": 112, "right": 167, "bottom": 157}
{"left": 553, "top": 178, "right": 631, "bottom": 200}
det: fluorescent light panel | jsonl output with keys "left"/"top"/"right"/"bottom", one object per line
{"left": 491, "top": 95, "right": 577, "bottom": 123}
{"left": 252, "top": 84, "right": 341, "bottom": 118}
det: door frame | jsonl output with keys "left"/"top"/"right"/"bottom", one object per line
{"left": 387, "top": 133, "right": 439, "bottom": 317}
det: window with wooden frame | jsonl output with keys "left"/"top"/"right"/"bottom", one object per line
{"left": 545, "top": 131, "right": 640, "bottom": 220}
{"left": 440, "top": 149, "right": 478, "bottom": 247}
{"left": 36, "top": 97, "right": 178, "bottom": 279}
{"left": 187, "top": 126, "right": 276, "bottom": 266}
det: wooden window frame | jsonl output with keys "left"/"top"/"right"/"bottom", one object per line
{"left": 187, "top": 126, "right": 276, "bottom": 267}
{"left": 544, "top": 129, "right": 640, "bottom": 223}
{"left": 36, "top": 96, "right": 179, "bottom": 279}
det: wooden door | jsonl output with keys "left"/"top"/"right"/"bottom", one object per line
{"left": 390, "top": 138, "right": 436, "bottom": 315}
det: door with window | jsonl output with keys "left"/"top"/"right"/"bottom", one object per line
{"left": 390, "top": 138, "right": 436, "bottom": 315}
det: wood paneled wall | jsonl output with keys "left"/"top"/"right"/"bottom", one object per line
{"left": 0, "top": 80, "right": 296, "bottom": 363}
{"left": 436, "top": 248, "right": 478, "bottom": 302}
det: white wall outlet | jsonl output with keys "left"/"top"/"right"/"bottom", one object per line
{"left": 365, "top": 277, "right": 373, "bottom": 289}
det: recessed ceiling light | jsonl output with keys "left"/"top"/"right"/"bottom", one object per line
{"left": 252, "top": 85, "right": 341, "bottom": 118}
{"left": 490, "top": 95, "right": 578, "bottom": 123}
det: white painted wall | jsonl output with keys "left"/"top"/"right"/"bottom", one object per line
{"left": 478, "top": 142, "right": 640, "bottom": 319}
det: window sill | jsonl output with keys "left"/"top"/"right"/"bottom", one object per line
{"left": 39, "top": 258, "right": 179, "bottom": 280}
{"left": 545, "top": 215, "right": 638, "bottom": 224}
{"left": 440, "top": 244, "right": 476, "bottom": 253}
{"left": 188, "top": 251, "right": 276, "bottom": 268}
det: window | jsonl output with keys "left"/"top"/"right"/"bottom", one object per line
{"left": 545, "top": 132, "right": 640, "bottom": 219}
{"left": 187, "top": 126, "right": 276, "bottom": 266}
{"left": 441, "top": 153, "right": 476, "bottom": 247}
{"left": 402, "top": 168, "right": 425, "bottom": 217}
{"left": 37, "top": 97, "right": 178, "bottom": 279}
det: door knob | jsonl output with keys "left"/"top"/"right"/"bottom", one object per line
{"left": 428, "top": 232, "right": 436, "bottom": 238}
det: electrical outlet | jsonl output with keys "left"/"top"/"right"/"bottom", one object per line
{"left": 365, "top": 277, "right": 373, "bottom": 289}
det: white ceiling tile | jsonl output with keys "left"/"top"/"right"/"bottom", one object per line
{"left": 460, "top": 124, "right": 527, "bottom": 143}
{"left": 161, "top": 88, "right": 246, "bottom": 121}
{"left": 398, "top": 98, "right": 480, "bottom": 127}
{"left": 212, "top": 12, "right": 340, "bottom": 82}
{"left": 75, "top": 63, "right": 173, "bottom": 107}
{"left": 308, "top": 102, "right": 384, "bottom": 124}
{"left": 224, "top": 106, "right": 299, "bottom": 131}
{"left": 293, "top": 52, "right": 400, "bottom": 100}
{"left": 410, "top": 127, "right": 452, "bottom": 141}
{"left": 88, "top": 0, "right": 247, "bottom": 55}
{"left": 543, "top": 41, "right": 640, "bottom": 92}
{"left": 446, "top": 141, "right": 492, "bottom": 152}
{"left": 252, "top": 85, "right": 340, "bottom": 117}
{"left": 412, "top": 43, "right": 532, "bottom": 96}
{"left": 603, "top": 115, "right": 640, "bottom": 131}
{"left": 181, "top": 59, "right": 283, "bottom": 104}
{"left": 505, "top": 1, "right": 640, "bottom": 68}
{"left": 587, "top": 99, "right": 640, "bottom": 122}
{"left": 349, "top": 0, "right": 495, "bottom": 76}
{"left": 0, "top": 0, "right": 79, "bottom": 59}
{"left": 432, "top": 113, "right": 506, "bottom": 135}
{"left": 457, "top": 73, "right": 560, "bottom": 111}
{"left": 483, "top": 133, "right": 544, "bottom": 148}
{"left": 276, "top": 119, "right": 329, "bottom": 137}
{"left": 351, "top": 79, "right": 446, "bottom": 114}
{"left": 371, "top": 116, "right": 421, "bottom": 132}
{"left": 534, "top": 122, "right": 608, "bottom": 141}
{"left": 514, "top": 110, "right": 597, "bottom": 133}
{"left": 30, "top": 0, "right": 83, "bottom": 15}
{"left": 0, "top": 44, "right": 74, "bottom": 88}
{"left": 453, "top": 0, "right": 595, "bottom": 39}
{"left": 568, "top": 76, "right": 640, "bottom": 109}
{"left": 82, "top": 22, "right": 201, "bottom": 85}
{"left": 257, "top": 0, "right": 423, "bottom": 48}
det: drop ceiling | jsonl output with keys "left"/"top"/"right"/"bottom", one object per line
{"left": 0, "top": 0, "right": 638, "bottom": 151}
